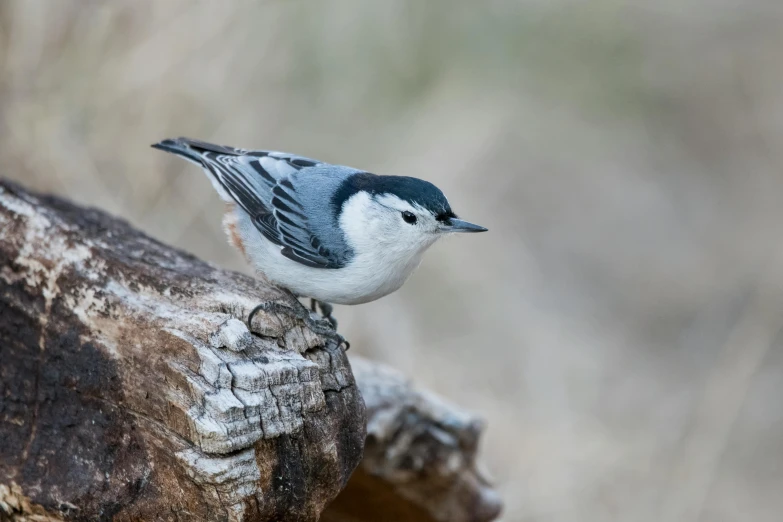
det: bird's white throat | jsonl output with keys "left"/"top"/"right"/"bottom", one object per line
{"left": 335, "top": 191, "right": 440, "bottom": 302}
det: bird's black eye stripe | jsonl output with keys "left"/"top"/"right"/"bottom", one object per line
{"left": 401, "top": 211, "right": 417, "bottom": 224}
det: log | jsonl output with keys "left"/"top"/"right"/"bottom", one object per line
{"left": 0, "top": 180, "right": 365, "bottom": 521}
{"left": 0, "top": 179, "right": 502, "bottom": 522}
{"left": 322, "top": 359, "right": 502, "bottom": 522}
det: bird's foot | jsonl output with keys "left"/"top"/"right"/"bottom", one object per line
{"left": 310, "top": 299, "right": 338, "bottom": 329}
{"left": 248, "top": 298, "right": 349, "bottom": 350}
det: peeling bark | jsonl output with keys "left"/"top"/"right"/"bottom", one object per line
{"left": 0, "top": 180, "right": 365, "bottom": 521}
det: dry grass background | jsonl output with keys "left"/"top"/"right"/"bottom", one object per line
{"left": 3, "top": 1, "right": 783, "bottom": 521}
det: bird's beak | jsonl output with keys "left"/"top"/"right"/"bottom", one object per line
{"left": 444, "top": 218, "right": 488, "bottom": 233}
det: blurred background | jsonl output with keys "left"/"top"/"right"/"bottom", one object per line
{"left": 2, "top": 1, "right": 783, "bottom": 520}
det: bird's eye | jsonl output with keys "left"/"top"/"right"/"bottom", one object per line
{"left": 401, "top": 211, "right": 417, "bottom": 225}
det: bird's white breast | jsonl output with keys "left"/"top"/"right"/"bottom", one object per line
{"left": 232, "top": 192, "right": 436, "bottom": 304}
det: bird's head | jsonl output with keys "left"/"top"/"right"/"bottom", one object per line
{"left": 333, "top": 173, "right": 487, "bottom": 258}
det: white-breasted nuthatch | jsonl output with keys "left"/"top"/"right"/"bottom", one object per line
{"left": 152, "top": 137, "right": 486, "bottom": 347}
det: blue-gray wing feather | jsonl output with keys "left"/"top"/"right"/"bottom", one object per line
{"left": 195, "top": 147, "right": 355, "bottom": 269}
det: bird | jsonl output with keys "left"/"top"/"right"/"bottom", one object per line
{"left": 152, "top": 137, "right": 487, "bottom": 348}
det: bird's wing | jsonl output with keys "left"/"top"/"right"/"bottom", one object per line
{"left": 195, "top": 147, "right": 344, "bottom": 269}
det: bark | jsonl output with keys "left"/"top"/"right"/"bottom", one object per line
{"left": 323, "top": 358, "right": 503, "bottom": 522}
{"left": 0, "top": 180, "right": 364, "bottom": 521}
{"left": 0, "top": 179, "right": 502, "bottom": 522}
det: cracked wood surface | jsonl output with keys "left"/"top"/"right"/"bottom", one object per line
{"left": 0, "top": 180, "right": 365, "bottom": 521}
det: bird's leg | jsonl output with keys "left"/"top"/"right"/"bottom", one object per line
{"left": 247, "top": 293, "right": 349, "bottom": 350}
{"left": 315, "top": 301, "right": 337, "bottom": 329}
{"left": 309, "top": 298, "right": 336, "bottom": 328}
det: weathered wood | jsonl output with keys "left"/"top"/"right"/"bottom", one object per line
{"left": 0, "top": 179, "right": 502, "bottom": 522}
{"left": 323, "top": 358, "right": 503, "bottom": 522}
{"left": 0, "top": 180, "right": 366, "bottom": 521}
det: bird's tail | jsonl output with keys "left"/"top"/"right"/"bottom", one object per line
{"left": 151, "top": 137, "right": 245, "bottom": 165}
{"left": 152, "top": 137, "right": 245, "bottom": 202}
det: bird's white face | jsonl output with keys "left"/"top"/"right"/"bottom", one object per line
{"left": 339, "top": 192, "right": 445, "bottom": 261}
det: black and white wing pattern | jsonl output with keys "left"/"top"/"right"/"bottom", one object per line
{"left": 162, "top": 137, "right": 347, "bottom": 269}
